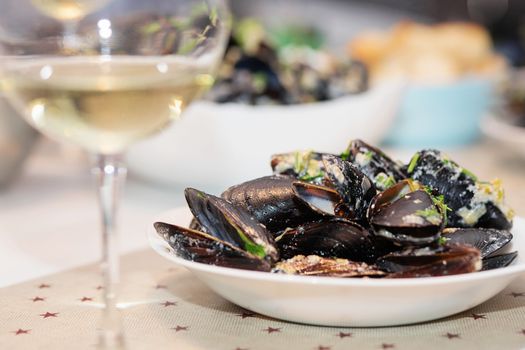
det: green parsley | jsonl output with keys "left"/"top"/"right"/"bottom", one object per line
{"left": 415, "top": 207, "right": 442, "bottom": 225}
{"left": 438, "top": 236, "right": 449, "bottom": 245}
{"left": 461, "top": 167, "right": 478, "bottom": 181}
{"left": 407, "top": 153, "right": 420, "bottom": 174}
{"left": 340, "top": 149, "right": 350, "bottom": 161}
{"left": 374, "top": 173, "right": 396, "bottom": 190}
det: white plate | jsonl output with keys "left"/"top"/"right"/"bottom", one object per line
{"left": 148, "top": 207, "right": 525, "bottom": 327}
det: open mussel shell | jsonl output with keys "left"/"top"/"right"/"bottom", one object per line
{"left": 322, "top": 154, "right": 376, "bottom": 222}
{"left": 222, "top": 176, "right": 341, "bottom": 234}
{"left": 408, "top": 149, "right": 513, "bottom": 230}
{"left": 377, "top": 243, "right": 482, "bottom": 278}
{"left": 368, "top": 180, "right": 443, "bottom": 246}
{"left": 442, "top": 228, "right": 512, "bottom": 258}
{"left": 344, "top": 139, "right": 406, "bottom": 191}
{"left": 275, "top": 218, "right": 379, "bottom": 263}
{"left": 154, "top": 222, "right": 272, "bottom": 271}
{"left": 482, "top": 251, "right": 518, "bottom": 271}
{"left": 272, "top": 255, "right": 385, "bottom": 278}
{"left": 185, "top": 188, "right": 279, "bottom": 263}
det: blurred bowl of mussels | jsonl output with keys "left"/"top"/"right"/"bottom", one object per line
{"left": 128, "top": 19, "right": 404, "bottom": 189}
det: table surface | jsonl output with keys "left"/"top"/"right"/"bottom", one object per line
{"left": 1, "top": 138, "right": 525, "bottom": 349}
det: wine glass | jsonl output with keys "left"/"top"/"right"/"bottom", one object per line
{"left": 0, "top": 0, "right": 230, "bottom": 347}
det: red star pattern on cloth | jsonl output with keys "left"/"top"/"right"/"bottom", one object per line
{"left": 172, "top": 326, "right": 188, "bottom": 332}
{"left": 31, "top": 296, "right": 45, "bottom": 302}
{"left": 37, "top": 284, "right": 50, "bottom": 289}
{"left": 263, "top": 327, "right": 281, "bottom": 334}
{"left": 13, "top": 329, "right": 30, "bottom": 335}
{"left": 469, "top": 313, "right": 486, "bottom": 320}
{"left": 237, "top": 311, "right": 256, "bottom": 319}
{"left": 155, "top": 284, "right": 167, "bottom": 289}
{"left": 381, "top": 344, "right": 395, "bottom": 349}
{"left": 161, "top": 301, "right": 177, "bottom": 307}
{"left": 337, "top": 332, "right": 352, "bottom": 338}
{"left": 40, "top": 312, "right": 59, "bottom": 319}
{"left": 444, "top": 333, "right": 460, "bottom": 339}
{"left": 318, "top": 346, "right": 331, "bottom": 350}
{"left": 79, "top": 297, "right": 93, "bottom": 302}
{"left": 509, "top": 292, "right": 525, "bottom": 297}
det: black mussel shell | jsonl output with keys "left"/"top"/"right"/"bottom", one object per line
{"left": 322, "top": 154, "right": 376, "bottom": 222}
{"left": 442, "top": 228, "right": 513, "bottom": 258}
{"left": 482, "top": 252, "right": 518, "bottom": 271}
{"left": 272, "top": 255, "right": 385, "bottom": 278}
{"left": 154, "top": 222, "right": 272, "bottom": 271}
{"left": 344, "top": 139, "right": 406, "bottom": 191}
{"left": 377, "top": 243, "right": 482, "bottom": 278}
{"left": 368, "top": 180, "right": 443, "bottom": 246}
{"left": 408, "top": 149, "right": 513, "bottom": 230}
{"left": 222, "top": 176, "right": 341, "bottom": 234}
{"left": 185, "top": 188, "right": 279, "bottom": 263}
{"left": 270, "top": 151, "right": 332, "bottom": 185}
{"left": 275, "top": 218, "right": 379, "bottom": 263}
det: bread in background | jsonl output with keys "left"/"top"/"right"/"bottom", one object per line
{"left": 348, "top": 21, "right": 507, "bottom": 84}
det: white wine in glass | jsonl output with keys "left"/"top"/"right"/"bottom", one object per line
{"left": 0, "top": 0, "right": 230, "bottom": 348}
{"left": 31, "top": 0, "right": 111, "bottom": 21}
{"left": 3, "top": 57, "right": 215, "bottom": 154}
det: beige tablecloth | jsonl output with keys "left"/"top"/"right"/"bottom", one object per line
{"left": 1, "top": 248, "right": 524, "bottom": 350}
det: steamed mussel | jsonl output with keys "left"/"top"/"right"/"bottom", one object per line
{"left": 155, "top": 140, "right": 518, "bottom": 278}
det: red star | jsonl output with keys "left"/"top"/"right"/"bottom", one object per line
{"left": 79, "top": 297, "right": 93, "bottom": 302}
{"left": 263, "top": 327, "right": 281, "bottom": 334}
{"left": 38, "top": 284, "right": 50, "bottom": 289}
{"left": 155, "top": 284, "right": 167, "bottom": 289}
{"left": 318, "top": 346, "right": 331, "bottom": 350}
{"left": 381, "top": 344, "right": 395, "bottom": 349}
{"left": 95, "top": 286, "right": 104, "bottom": 290}
{"left": 337, "top": 332, "right": 352, "bottom": 338}
{"left": 444, "top": 333, "right": 460, "bottom": 339}
{"left": 161, "top": 301, "right": 177, "bottom": 307}
{"left": 40, "top": 312, "right": 59, "bottom": 319}
{"left": 469, "top": 313, "right": 486, "bottom": 320}
{"left": 237, "top": 311, "right": 256, "bottom": 319}
{"left": 13, "top": 329, "right": 30, "bottom": 335}
{"left": 172, "top": 325, "right": 188, "bottom": 332}
{"left": 31, "top": 296, "right": 45, "bottom": 302}
{"left": 509, "top": 292, "right": 524, "bottom": 297}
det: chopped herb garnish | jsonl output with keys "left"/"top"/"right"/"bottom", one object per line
{"left": 364, "top": 151, "right": 374, "bottom": 161}
{"left": 438, "top": 236, "right": 448, "bottom": 245}
{"left": 340, "top": 149, "right": 350, "bottom": 161}
{"left": 226, "top": 217, "right": 267, "bottom": 259}
{"left": 374, "top": 173, "right": 396, "bottom": 189}
{"left": 299, "top": 171, "right": 325, "bottom": 182}
{"left": 407, "top": 153, "right": 420, "bottom": 174}
{"left": 461, "top": 167, "right": 478, "bottom": 181}
{"left": 415, "top": 207, "right": 442, "bottom": 225}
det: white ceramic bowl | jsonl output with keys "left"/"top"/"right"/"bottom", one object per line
{"left": 148, "top": 207, "right": 525, "bottom": 327}
{"left": 128, "top": 82, "right": 404, "bottom": 190}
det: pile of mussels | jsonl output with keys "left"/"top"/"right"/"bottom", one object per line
{"left": 155, "top": 140, "right": 518, "bottom": 278}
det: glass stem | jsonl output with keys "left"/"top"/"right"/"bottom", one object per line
{"left": 93, "top": 154, "right": 126, "bottom": 349}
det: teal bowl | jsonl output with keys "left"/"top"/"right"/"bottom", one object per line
{"left": 384, "top": 78, "right": 494, "bottom": 148}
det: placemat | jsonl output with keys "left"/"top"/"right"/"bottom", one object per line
{"left": 1, "top": 249, "right": 524, "bottom": 350}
